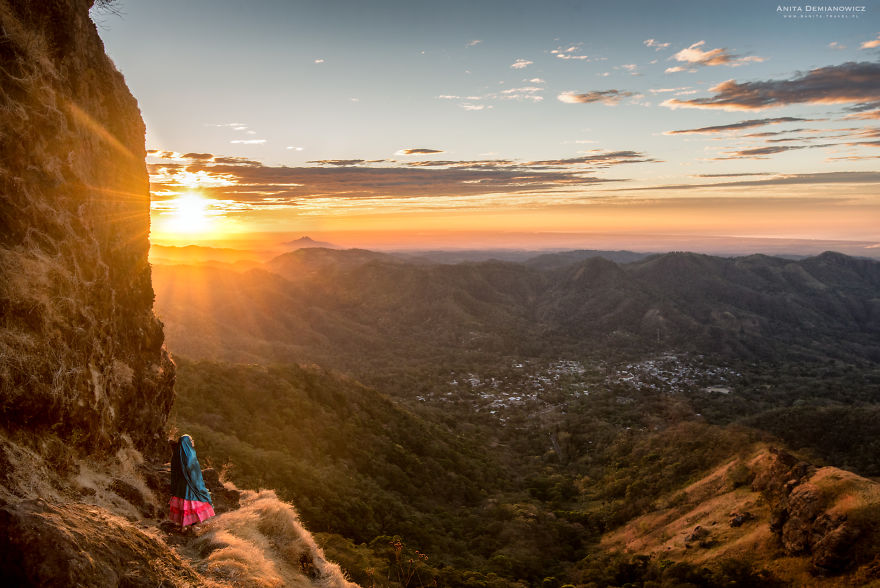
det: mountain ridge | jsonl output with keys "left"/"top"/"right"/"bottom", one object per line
{"left": 152, "top": 248, "right": 880, "bottom": 369}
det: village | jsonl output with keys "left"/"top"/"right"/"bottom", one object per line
{"left": 417, "top": 354, "right": 741, "bottom": 423}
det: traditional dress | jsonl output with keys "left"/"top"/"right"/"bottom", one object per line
{"left": 169, "top": 434, "right": 216, "bottom": 526}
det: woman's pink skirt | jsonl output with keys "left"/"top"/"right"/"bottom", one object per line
{"left": 169, "top": 496, "right": 216, "bottom": 526}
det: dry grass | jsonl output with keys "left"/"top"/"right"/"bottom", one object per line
{"left": 601, "top": 447, "right": 880, "bottom": 586}
{"left": 193, "top": 490, "right": 357, "bottom": 588}
{"left": 2, "top": 430, "right": 357, "bottom": 588}
{"left": 0, "top": 436, "right": 61, "bottom": 501}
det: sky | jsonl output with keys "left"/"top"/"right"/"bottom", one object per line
{"left": 93, "top": 0, "right": 880, "bottom": 252}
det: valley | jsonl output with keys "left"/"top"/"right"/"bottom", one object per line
{"left": 158, "top": 247, "right": 880, "bottom": 586}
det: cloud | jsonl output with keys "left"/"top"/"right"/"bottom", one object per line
{"left": 661, "top": 61, "right": 880, "bottom": 111}
{"left": 213, "top": 156, "right": 263, "bottom": 166}
{"left": 843, "top": 100, "right": 880, "bottom": 120}
{"left": 725, "top": 145, "right": 807, "bottom": 157}
{"left": 710, "top": 142, "right": 842, "bottom": 160}
{"left": 148, "top": 159, "right": 626, "bottom": 205}
{"left": 617, "top": 171, "right": 880, "bottom": 191}
{"left": 665, "top": 66, "right": 695, "bottom": 74}
{"left": 147, "top": 149, "right": 184, "bottom": 159}
{"left": 524, "top": 150, "right": 658, "bottom": 167}
{"left": 558, "top": 90, "right": 635, "bottom": 105}
{"left": 467, "top": 39, "right": 482, "bottom": 47}
{"left": 673, "top": 41, "right": 730, "bottom": 65}
{"left": 500, "top": 86, "right": 544, "bottom": 101}
{"left": 230, "top": 139, "right": 267, "bottom": 144}
{"left": 440, "top": 85, "right": 543, "bottom": 109}
{"left": 644, "top": 39, "right": 671, "bottom": 51}
{"left": 529, "top": 78, "right": 545, "bottom": 84}
{"left": 692, "top": 172, "right": 777, "bottom": 178}
{"left": 307, "top": 159, "right": 366, "bottom": 166}
{"left": 664, "top": 116, "right": 811, "bottom": 135}
{"left": 672, "top": 40, "right": 765, "bottom": 67}
{"left": 551, "top": 44, "right": 597, "bottom": 61}
{"left": 621, "top": 64, "right": 639, "bottom": 75}
{"left": 649, "top": 87, "right": 691, "bottom": 94}
{"left": 861, "top": 33, "right": 880, "bottom": 49}
{"left": 826, "top": 155, "right": 880, "bottom": 161}
{"left": 846, "top": 127, "right": 880, "bottom": 143}
{"left": 828, "top": 41, "right": 847, "bottom": 50}
{"left": 845, "top": 109, "right": 880, "bottom": 120}
{"left": 401, "top": 159, "right": 516, "bottom": 169}
{"left": 314, "top": 58, "right": 325, "bottom": 64}
{"left": 759, "top": 128, "right": 865, "bottom": 144}
{"left": 207, "top": 122, "right": 247, "bottom": 129}
{"left": 146, "top": 147, "right": 661, "bottom": 206}
{"left": 182, "top": 152, "right": 214, "bottom": 160}
{"left": 397, "top": 148, "right": 445, "bottom": 155}
{"left": 401, "top": 150, "right": 656, "bottom": 170}
{"left": 510, "top": 58, "right": 533, "bottom": 69}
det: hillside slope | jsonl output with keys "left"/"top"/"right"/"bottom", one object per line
{"left": 601, "top": 447, "right": 880, "bottom": 585}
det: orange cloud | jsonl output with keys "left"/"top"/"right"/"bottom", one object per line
{"left": 558, "top": 90, "right": 635, "bottom": 105}
{"left": 672, "top": 40, "right": 764, "bottom": 67}
{"left": 662, "top": 62, "right": 880, "bottom": 111}
{"left": 664, "top": 117, "right": 811, "bottom": 135}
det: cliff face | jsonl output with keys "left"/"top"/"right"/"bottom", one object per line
{"left": 0, "top": 0, "right": 174, "bottom": 466}
{"left": 0, "top": 4, "right": 356, "bottom": 587}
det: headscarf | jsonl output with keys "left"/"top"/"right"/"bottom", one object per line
{"left": 170, "top": 434, "right": 213, "bottom": 504}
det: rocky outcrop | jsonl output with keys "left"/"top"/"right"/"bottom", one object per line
{"left": 601, "top": 447, "right": 880, "bottom": 585}
{"left": 753, "top": 447, "right": 880, "bottom": 575}
{"left": 0, "top": 498, "right": 205, "bottom": 587}
{"left": 0, "top": 0, "right": 174, "bottom": 463}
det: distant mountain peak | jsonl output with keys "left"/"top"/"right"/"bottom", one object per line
{"left": 283, "top": 236, "right": 338, "bottom": 249}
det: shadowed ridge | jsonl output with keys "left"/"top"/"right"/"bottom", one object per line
{"left": 265, "top": 247, "right": 398, "bottom": 282}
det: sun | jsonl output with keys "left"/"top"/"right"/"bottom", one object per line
{"left": 166, "top": 192, "right": 212, "bottom": 234}
{"left": 151, "top": 191, "right": 246, "bottom": 246}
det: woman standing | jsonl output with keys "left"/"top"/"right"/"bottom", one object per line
{"left": 169, "top": 434, "right": 215, "bottom": 530}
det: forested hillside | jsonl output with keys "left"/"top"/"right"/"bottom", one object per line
{"left": 171, "top": 355, "right": 880, "bottom": 585}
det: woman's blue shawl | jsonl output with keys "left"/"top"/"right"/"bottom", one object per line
{"left": 171, "top": 435, "right": 213, "bottom": 504}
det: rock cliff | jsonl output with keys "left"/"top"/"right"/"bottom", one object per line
{"left": 753, "top": 447, "right": 880, "bottom": 576}
{"left": 0, "top": 0, "right": 173, "bottom": 466}
{"left": 0, "top": 2, "right": 355, "bottom": 585}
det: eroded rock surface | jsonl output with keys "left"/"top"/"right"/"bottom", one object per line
{"left": 754, "top": 447, "right": 879, "bottom": 574}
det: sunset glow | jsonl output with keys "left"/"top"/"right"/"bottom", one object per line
{"left": 168, "top": 193, "right": 211, "bottom": 232}
{"left": 94, "top": 0, "right": 880, "bottom": 254}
